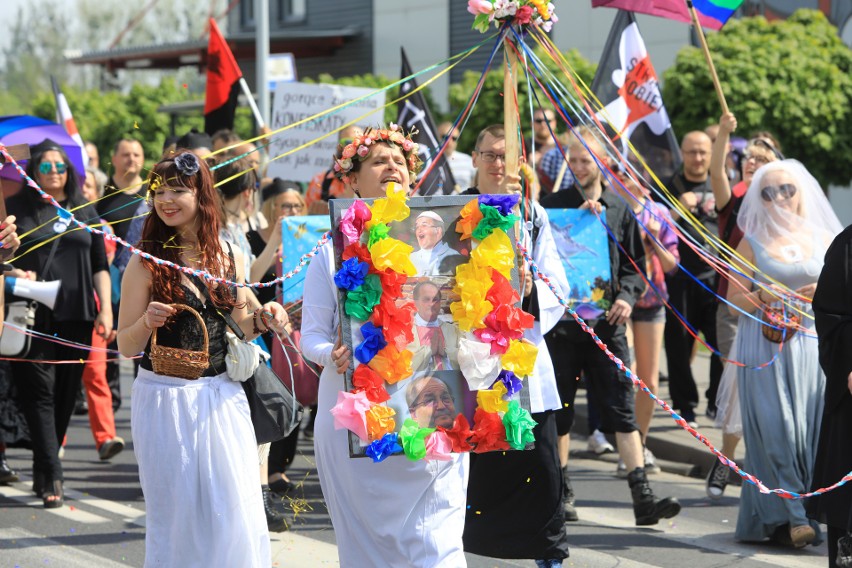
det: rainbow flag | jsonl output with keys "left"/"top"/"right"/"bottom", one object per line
{"left": 591, "top": 0, "right": 744, "bottom": 30}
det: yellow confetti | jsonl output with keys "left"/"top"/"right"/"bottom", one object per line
{"left": 134, "top": 121, "right": 139, "bottom": 129}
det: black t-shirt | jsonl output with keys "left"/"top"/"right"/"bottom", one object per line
{"left": 246, "top": 229, "right": 277, "bottom": 305}
{"left": 666, "top": 172, "right": 717, "bottom": 280}
{"left": 97, "top": 178, "right": 147, "bottom": 242}
{"left": 6, "top": 192, "right": 108, "bottom": 322}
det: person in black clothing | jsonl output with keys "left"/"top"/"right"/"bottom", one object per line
{"left": 541, "top": 126, "right": 680, "bottom": 527}
{"left": 662, "top": 131, "right": 723, "bottom": 426}
{"left": 6, "top": 140, "right": 112, "bottom": 508}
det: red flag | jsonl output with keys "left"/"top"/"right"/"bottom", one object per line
{"left": 204, "top": 18, "right": 243, "bottom": 135}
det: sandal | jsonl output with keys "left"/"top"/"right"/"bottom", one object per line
{"left": 42, "top": 479, "right": 64, "bottom": 509}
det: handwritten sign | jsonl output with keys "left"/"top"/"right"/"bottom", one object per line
{"left": 267, "top": 82, "right": 386, "bottom": 182}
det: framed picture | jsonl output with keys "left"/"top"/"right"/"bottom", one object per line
{"left": 546, "top": 208, "right": 613, "bottom": 320}
{"left": 329, "top": 194, "right": 535, "bottom": 459}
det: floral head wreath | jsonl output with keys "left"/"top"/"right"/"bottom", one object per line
{"left": 333, "top": 124, "right": 422, "bottom": 184}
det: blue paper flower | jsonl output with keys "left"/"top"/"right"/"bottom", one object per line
{"left": 334, "top": 257, "right": 369, "bottom": 291}
{"left": 479, "top": 194, "right": 519, "bottom": 217}
{"left": 354, "top": 321, "right": 388, "bottom": 364}
{"left": 495, "top": 370, "right": 523, "bottom": 397}
{"left": 366, "top": 432, "right": 403, "bottom": 463}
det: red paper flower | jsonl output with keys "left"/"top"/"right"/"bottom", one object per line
{"left": 352, "top": 365, "right": 391, "bottom": 403}
{"left": 470, "top": 408, "right": 510, "bottom": 453}
{"left": 377, "top": 268, "right": 408, "bottom": 298}
{"left": 342, "top": 242, "right": 375, "bottom": 272}
{"left": 438, "top": 413, "right": 474, "bottom": 453}
{"left": 486, "top": 269, "right": 520, "bottom": 306}
{"left": 372, "top": 295, "right": 415, "bottom": 350}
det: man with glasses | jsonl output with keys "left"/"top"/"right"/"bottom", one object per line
{"left": 410, "top": 211, "right": 462, "bottom": 276}
{"left": 405, "top": 375, "right": 457, "bottom": 429}
{"left": 437, "top": 121, "right": 474, "bottom": 192}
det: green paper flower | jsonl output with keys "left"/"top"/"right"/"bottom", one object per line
{"left": 368, "top": 223, "right": 391, "bottom": 248}
{"left": 344, "top": 274, "right": 383, "bottom": 321}
{"left": 399, "top": 418, "right": 435, "bottom": 461}
{"left": 502, "top": 400, "right": 537, "bottom": 450}
{"left": 472, "top": 204, "right": 519, "bottom": 241}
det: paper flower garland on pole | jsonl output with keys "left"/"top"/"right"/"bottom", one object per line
{"left": 468, "top": 0, "right": 558, "bottom": 33}
{"left": 330, "top": 183, "right": 540, "bottom": 462}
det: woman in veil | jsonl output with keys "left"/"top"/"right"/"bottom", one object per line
{"left": 725, "top": 160, "right": 841, "bottom": 548}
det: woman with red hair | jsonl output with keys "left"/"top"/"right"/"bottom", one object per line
{"left": 117, "top": 151, "right": 289, "bottom": 567}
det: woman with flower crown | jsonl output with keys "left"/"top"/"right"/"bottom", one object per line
{"left": 301, "top": 125, "right": 469, "bottom": 567}
{"left": 117, "top": 151, "right": 290, "bottom": 567}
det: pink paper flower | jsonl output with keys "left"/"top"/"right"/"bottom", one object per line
{"left": 329, "top": 390, "right": 372, "bottom": 441}
{"left": 340, "top": 200, "right": 372, "bottom": 247}
{"left": 467, "top": 0, "right": 493, "bottom": 15}
{"left": 424, "top": 430, "right": 454, "bottom": 461}
{"left": 515, "top": 4, "right": 533, "bottom": 24}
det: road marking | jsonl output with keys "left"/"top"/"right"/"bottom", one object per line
{"left": 0, "top": 527, "right": 132, "bottom": 566}
{"left": 0, "top": 486, "right": 110, "bottom": 524}
{"left": 270, "top": 531, "right": 340, "bottom": 566}
{"left": 63, "top": 486, "right": 147, "bottom": 525}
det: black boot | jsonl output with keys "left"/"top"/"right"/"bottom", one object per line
{"left": 262, "top": 485, "right": 288, "bottom": 532}
{"left": 627, "top": 467, "right": 681, "bottom": 526}
{"left": 561, "top": 466, "right": 579, "bottom": 522}
{"left": 0, "top": 452, "right": 19, "bottom": 483}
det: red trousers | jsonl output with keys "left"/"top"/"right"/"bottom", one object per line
{"left": 81, "top": 331, "right": 116, "bottom": 448}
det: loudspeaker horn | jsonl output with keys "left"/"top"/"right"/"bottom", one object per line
{"left": 4, "top": 277, "right": 61, "bottom": 310}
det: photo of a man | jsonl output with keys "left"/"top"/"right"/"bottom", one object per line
{"left": 406, "top": 375, "right": 457, "bottom": 429}
{"left": 410, "top": 211, "right": 462, "bottom": 276}
{"left": 409, "top": 280, "right": 459, "bottom": 372}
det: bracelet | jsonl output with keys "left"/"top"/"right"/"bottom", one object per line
{"left": 252, "top": 308, "right": 268, "bottom": 335}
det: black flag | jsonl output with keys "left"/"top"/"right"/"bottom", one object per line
{"left": 397, "top": 48, "right": 456, "bottom": 196}
{"left": 590, "top": 10, "right": 681, "bottom": 184}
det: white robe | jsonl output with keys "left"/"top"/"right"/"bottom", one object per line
{"left": 301, "top": 243, "right": 468, "bottom": 568}
{"left": 410, "top": 241, "right": 462, "bottom": 276}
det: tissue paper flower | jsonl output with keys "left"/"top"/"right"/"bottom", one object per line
{"left": 372, "top": 295, "right": 415, "bottom": 350}
{"left": 457, "top": 335, "right": 502, "bottom": 391}
{"left": 368, "top": 344, "right": 413, "bottom": 385}
{"left": 469, "top": 408, "right": 510, "bottom": 453}
{"left": 502, "top": 339, "right": 539, "bottom": 377}
{"left": 477, "top": 381, "right": 509, "bottom": 413}
{"left": 503, "top": 400, "right": 537, "bottom": 450}
{"left": 399, "top": 418, "right": 435, "bottom": 461}
{"left": 488, "top": 303, "right": 535, "bottom": 335}
{"left": 479, "top": 193, "right": 520, "bottom": 216}
{"left": 377, "top": 268, "right": 408, "bottom": 298}
{"left": 424, "top": 430, "right": 454, "bottom": 461}
{"left": 366, "top": 433, "right": 403, "bottom": 463}
{"left": 450, "top": 295, "right": 494, "bottom": 333}
{"left": 369, "top": 237, "right": 417, "bottom": 276}
{"left": 367, "top": 183, "right": 410, "bottom": 228}
{"left": 367, "top": 222, "right": 390, "bottom": 249}
{"left": 354, "top": 321, "right": 388, "bottom": 364}
{"left": 470, "top": 230, "right": 515, "bottom": 279}
{"left": 334, "top": 257, "right": 369, "bottom": 291}
{"left": 456, "top": 198, "right": 485, "bottom": 240}
{"left": 330, "top": 390, "right": 372, "bottom": 441}
{"left": 344, "top": 273, "right": 383, "bottom": 321}
{"left": 438, "top": 414, "right": 474, "bottom": 452}
{"left": 342, "top": 242, "right": 373, "bottom": 267}
{"left": 486, "top": 269, "right": 520, "bottom": 307}
{"left": 495, "top": 370, "right": 523, "bottom": 396}
{"left": 366, "top": 404, "right": 396, "bottom": 441}
{"left": 352, "top": 364, "right": 391, "bottom": 403}
{"left": 472, "top": 204, "right": 519, "bottom": 241}
{"left": 454, "top": 261, "right": 494, "bottom": 292}
{"left": 340, "top": 200, "right": 372, "bottom": 246}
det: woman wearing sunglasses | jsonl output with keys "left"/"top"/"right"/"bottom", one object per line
{"left": 5, "top": 140, "right": 113, "bottom": 508}
{"left": 725, "top": 160, "right": 841, "bottom": 548}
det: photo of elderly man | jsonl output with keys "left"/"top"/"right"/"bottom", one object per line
{"left": 410, "top": 211, "right": 462, "bottom": 276}
{"left": 406, "top": 375, "right": 458, "bottom": 429}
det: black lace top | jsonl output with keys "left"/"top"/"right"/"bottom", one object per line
{"left": 140, "top": 284, "right": 231, "bottom": 377}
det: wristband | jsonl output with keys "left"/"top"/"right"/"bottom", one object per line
{"left": 252, "top": 308, "right": 268, "bottom": 335}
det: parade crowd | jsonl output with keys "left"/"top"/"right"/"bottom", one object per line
{"left": 0, "top": 108, "right": 850, "bottom": 568}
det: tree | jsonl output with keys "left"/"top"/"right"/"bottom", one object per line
{"left": 663, "top": 9, "right": 852, "bottom": 187}
{"left": 448, "top": 47, "right": 597, "bottom": 153}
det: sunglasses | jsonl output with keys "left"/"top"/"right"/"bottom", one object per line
{"left": 761, "top": 183, "right": 797, "bottom": 202}
{"left": 39, "top": 161, "right": 67, "bottom": 175}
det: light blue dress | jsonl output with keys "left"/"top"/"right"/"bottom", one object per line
{"left": 735, "top": 236, "right": 825, "bottom": 543}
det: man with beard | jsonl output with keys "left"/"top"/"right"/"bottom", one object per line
{"left": 540, "top": 126, "right": 681, "bottom": 527}
{"left": 410, "top": 211, "right": 462, "bottom": 276}
{"left": 405, "top": 375, "right": 457, "bottom": 429}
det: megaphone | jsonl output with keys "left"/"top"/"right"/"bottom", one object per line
{"left": 4, "top": 277, "right": 61, "bottom": 310}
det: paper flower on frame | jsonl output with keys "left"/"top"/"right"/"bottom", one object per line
{"left": 354, "top": 321, "right": 388, "bottom": 364}
{"left": 399, "top": 418, "right": 436, "bottom": 461}
{"left": 377, "top": 268, "right": 408, "bottom": 298}
{"left": 470, "top": 230, "right": 515, "bottom": 279}
{"left": 342, "top": 242, "right": 373, "bottom": 267}
{"left": 340, "top": 200, "right": 372, "bottom": 246}
{"left": 352, "top": 364, "right": 391, "bottom": 403}
{"left": 479, "top": 194, "right": 519, "bottom": 216}
{"left": 457, "top": 334, "right": 502, "bottom": 391}
{"left": 502, "top": 339, "right": 539, "bottom": 377}
{"left": 367, "top": 183, "right": 410, "bottom": 228}
{"left": 486, "top": 269, "right": 520, "bottom": 307}
{"left": 469, "top": 408, "right": 510, "bottom": 453}
{"left": 368, "top": 343, "right": 413, "bottom": 385}
{"left": 372, "top": 296, "right": 415, "bottom": 350}
{"left": 472, "top": 204, "right": 519, "bottom": 241}
{"left": 477, "top": 381, "right": 509, "bottom": 414}
{"left": 424, "top": 430, "right": 454, "bottom": 461}
{"left": 438, "top": 414, "right": 474, "bottom": 453}
{"left": 503, "top": 400, "right": 537, "bottom": 450}
{"left": 334, "top": 257, "right": 369, "bottom": 291}
{"left": 330, "top": 390, "right": 372, "bottom": 441}
{"left": 369, "top": 237, "right": 417, "bottom": 276}
{"left": 456, "top": 198, "right": 485, "bottom": 240}
{"left": 366, "top": 432, "right": 403, "bottom": 463}
{"left": 495, "top": 370, "right": 523, "bottom": 397}
{"left": 367, "top": 223, "right": 390, "bottom": 249}
{"left": 450, "top": 273, "right": 493, "bottom": 332}
{"left": 366, "top": 404, "right": 396, "bottom": 441}
{"left": 344, "top": 273, "right": 383, "bottom": 321}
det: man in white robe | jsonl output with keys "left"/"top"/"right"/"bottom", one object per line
{"left": 410, "top": 211, "right": 462, "bottom": 276}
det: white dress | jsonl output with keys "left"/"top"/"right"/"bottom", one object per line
{"left": 301, "top": 243, "right": 469, "bottom": 568}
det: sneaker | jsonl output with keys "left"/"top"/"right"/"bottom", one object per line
{"left": 616, "top": 459, "right": 628, "bottom": 478}
{"left": 644, "top": 448, "right": 661, "bottom": 474}
{"left": 706, "top": 458, "right": 730, "bottom": 499}
{"left": 681, "top": 409, "right": 699, "bottom": 430}
{"left": 98, "top": 437, "right": 125, "bottom": 461}
{"left": 705, "top": 407, "right": 717, "bottom": 420}
{"left": 587, "top": 429, "right": 614, "bottom": 455}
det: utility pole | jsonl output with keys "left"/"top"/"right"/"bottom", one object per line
{"left": 255, "top": 0, "right": 270, "bottom": 126}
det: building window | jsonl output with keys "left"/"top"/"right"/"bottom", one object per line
{"left": 241, "top": 0, "right": 255, "bottom": 28}
{"left": 278, "top": 0, "right": 306, "bottom": 23}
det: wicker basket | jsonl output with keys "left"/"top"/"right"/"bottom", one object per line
{"left": 761, "top": 306, "right": 800, "bottom": 344}
{"left": 150, "top": 303, "right": 209, "bottom": 379}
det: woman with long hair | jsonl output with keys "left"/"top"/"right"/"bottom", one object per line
{"left": 726, "top": 160, "right": 841, "bottom": 548}
{"left": 6, "top": 139, "right": 111, "bottom": 508}
{"left": 117, "top": 151, "right": 289, "bottom": 566}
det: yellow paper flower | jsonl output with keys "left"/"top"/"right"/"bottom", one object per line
{"left": 366, "top": 183, "right": 410, "bottom": 228}
{"left": 369, "top": 237, "right": 417, "bottom": 276}
{"left": 368, "top": 344, "right": 413, "bottom": 384}
{"left": 502, "top": 339, "right": 538, "bottom": 377}
{"left": 477, "top": 381, "right": 509, "bottom": 413}
{"left": 453, "top": 261, "right": 494, "bottom": 295}
{"left": 366, "top": 404, "right": 397, "bottom": 441}
{"left": 450, "top": 296, "right": 494, "bottom": 332}
{"left": 471, "top": 230, "right": 515, "bottom": 279}
{"left": 456, "top": 199, "right": 484, "bottom": 240}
